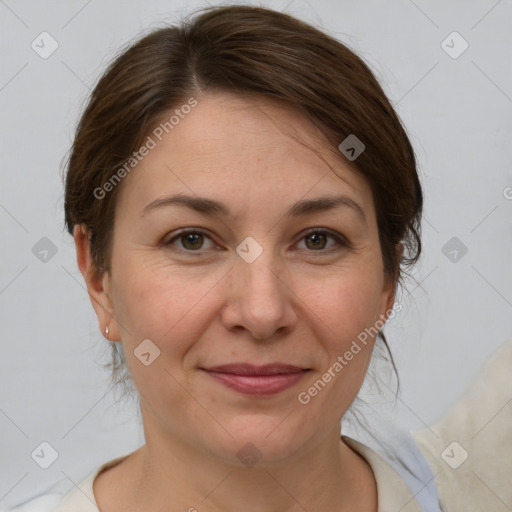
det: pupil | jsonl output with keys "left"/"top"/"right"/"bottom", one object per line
{"left": 184, "top": 233, "right": 202, "bottom": 249}
{"left": 308, "top": 233, "right": 325, "bottom": 249}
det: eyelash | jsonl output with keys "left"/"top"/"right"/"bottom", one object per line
{"left": 163, "top": 228, "right": 350, "bottom": 255}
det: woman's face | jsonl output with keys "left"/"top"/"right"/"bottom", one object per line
{"left": 84, "top": 91, "right": 396, "bottom": 466}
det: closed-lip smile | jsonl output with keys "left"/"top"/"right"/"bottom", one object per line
{"left": 201, "top": 363, "right": 310, "bottom": 396}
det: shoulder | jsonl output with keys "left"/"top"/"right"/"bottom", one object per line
{"left": 3, "top": 454, "right": 129, "bottom": 512}
{"left": 343, "top": 434, "right": 442, "bottom": 512}
{"left": 413, "top": 338, "right": 512, "bottom": 510}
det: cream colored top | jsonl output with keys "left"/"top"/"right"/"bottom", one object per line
{"left": 6, "top": 339, "right": 512, "bottom": 512}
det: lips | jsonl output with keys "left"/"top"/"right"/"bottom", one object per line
{"left": 201, "top": 364, "right": 309, "bottom": 396}
{"left": 203, "top": 363, "right": 307, "bottom": 375}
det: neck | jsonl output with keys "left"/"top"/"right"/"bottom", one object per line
{"left": 116, "top": 423, "right": 377, "bottom": 512}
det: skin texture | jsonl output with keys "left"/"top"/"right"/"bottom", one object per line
{"left": 74, "top": 91, "right": 397, "bottom": 512}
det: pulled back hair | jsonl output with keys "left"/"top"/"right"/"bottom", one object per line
{"left": 64, "top": 5, "right": 422, "bottom": 404}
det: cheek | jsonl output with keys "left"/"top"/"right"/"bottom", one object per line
{"left": 304, "top": 263, "right": 385, "bottom": 345}
{"left": 296, "top": 271, "right": 382, "bottom": 416}
{"left": 110, "top": 263, "right": 220, "bottom": 404}
{"left": 111, "top": 256, "right": 221, "bottom": 354}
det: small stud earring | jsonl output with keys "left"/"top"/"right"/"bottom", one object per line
{"left": 105, "top": 325, "right": 109, "bottom": 338}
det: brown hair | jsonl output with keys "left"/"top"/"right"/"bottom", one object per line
{"left": 64, "top": 5, "right": 422, "bottom": 395}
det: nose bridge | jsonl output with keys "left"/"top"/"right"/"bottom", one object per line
{"left": 238, "top": 247, "right": 283, "bottom": 307}
{"left": 235, "top": 233, "right": 280, "bottom": 290}
{"left": 240, "top": 252, "right": 280, "bottom": 297}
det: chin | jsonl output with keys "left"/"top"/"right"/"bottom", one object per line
{"left": 209, "top": 415, "right": 314, "bottom": 467}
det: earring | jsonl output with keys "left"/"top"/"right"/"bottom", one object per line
{"left": 105, "top": 325, "right": 109, "bottom": 338}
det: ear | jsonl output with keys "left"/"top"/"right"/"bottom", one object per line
{"left": 73, "top": 224, "right": 121, "bottom": 341}
{"left": 380, "top": 243, "right": 403, "bottom": 321}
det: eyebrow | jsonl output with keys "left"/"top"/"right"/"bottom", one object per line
{"left": 141, "top": 193, "right": 366, "bottom": 223}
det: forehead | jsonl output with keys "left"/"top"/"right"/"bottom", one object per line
{"left": 115, "top": 91, "right": 375, "bottom": 220}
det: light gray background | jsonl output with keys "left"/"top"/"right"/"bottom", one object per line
{"left": 1, "top": 0, "right": 511, "bottom": 507}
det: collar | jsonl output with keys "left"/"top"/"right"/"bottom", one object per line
{"left": 56, "top": 437, "right": 422, "bottom": 512}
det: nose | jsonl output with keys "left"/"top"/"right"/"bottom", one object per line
{"left": 220, "top": 250, "right": 298, "bottom": 341}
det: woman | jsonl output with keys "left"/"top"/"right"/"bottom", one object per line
{"left": 8, "top": 5, "right": 511, "bottom": 512}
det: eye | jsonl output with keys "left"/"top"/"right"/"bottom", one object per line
{"left": 163, "top": 228, "right": 349, "bottom": 255}
{"left": 164, "top": 229, "right": 216, "bottom": 252}
{"left": 295, "top": 229, "right": 348, "bottom": 252}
